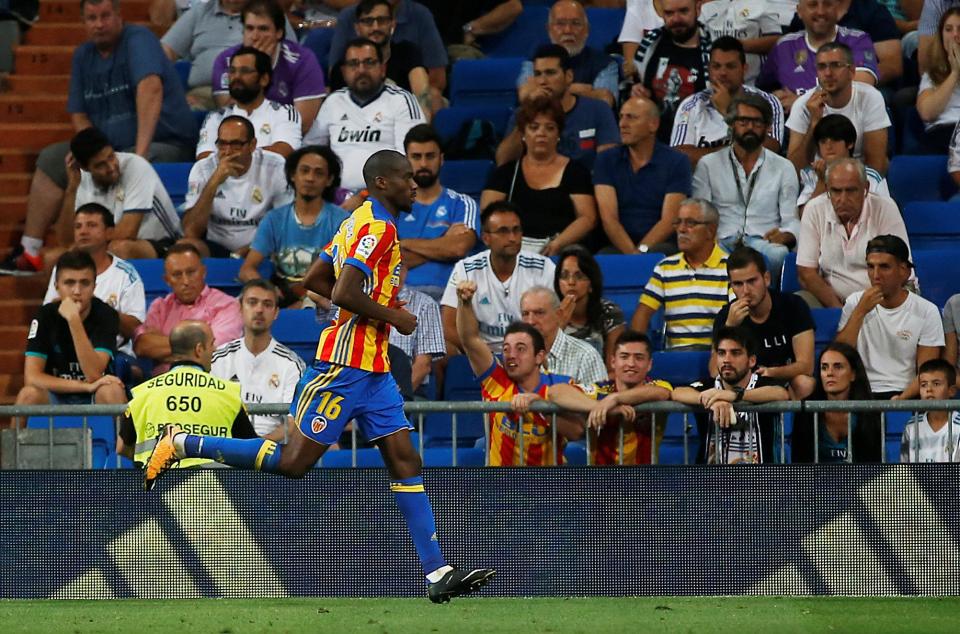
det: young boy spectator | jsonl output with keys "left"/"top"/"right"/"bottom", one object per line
{"left": 900, "top": 359, "right": 960, "bottom": 463}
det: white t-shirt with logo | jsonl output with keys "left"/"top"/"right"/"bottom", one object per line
{"left": 210, "top": 337, "right": 305, "bottom": 436}
{"left": 75, "top": 153, "right": 181, "bottom": 241}
{"left": 185, "top": 148, "right": 293, "bottom": 252}
{"left": 839, "top": 291, "right": 945, "bottom": 393}
{"left": 440, "top": 250, "right": 556, "bottom": 352}
{"left": 901, "top": 412, "right": 960, "bottom": 463}
{"left": 699, "top": 0, "right": 782, "bottom": 84}
{"left": 786, "top": 81, "right": 891, "bottom": 159}
{"left": 44, "top": 255, "right": 146, "bottom": 355}
{"left": 305, "top": 85, "right": 426, "bottom": 190}
{"left": 196, "top": 99, "right": 302, "bottom": 158}
{"left": 672, "top": 84, "right": 784, "bottom": 149}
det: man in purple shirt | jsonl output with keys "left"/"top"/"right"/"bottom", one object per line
{"left": 211, "top": 0, "right": 325, "bottom": 137}
{"left": 757, "top": 0, "right": 878, "bottom": 113}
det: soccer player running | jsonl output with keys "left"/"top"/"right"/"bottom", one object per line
{"left": 143, "top": 150, "right": 494, "bottom": 603}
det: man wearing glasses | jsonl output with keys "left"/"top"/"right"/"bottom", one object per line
{"left": 182, "top": 116, "right": 293, "bottom": 258}
{"left": 692, "top": 93, "right": 798, "bottom": 283}
{"left": 196, "top": 47, "right": 302, "bottom": 161}
{"left": 631, "top": 198, "right": 732, "bottom": 349}
{"left": 785, "top": 41, "right": 890, "bottom": 175}
{"left": 306, "top": 37, "right": 426, "bottom": 192}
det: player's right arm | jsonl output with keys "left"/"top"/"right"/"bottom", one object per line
{"left": 455, "top": 281, "right": 494, "bottom": 377}
{"left": 332, "top": 265, "right": 416, "bottom": 335}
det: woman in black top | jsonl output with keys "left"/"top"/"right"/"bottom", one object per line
{"left": 480, "top": 96, "right": 596, "bottom": 256}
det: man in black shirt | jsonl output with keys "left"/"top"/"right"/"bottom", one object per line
{"left": 328, "top": 0, "right": 440, "bottom": 116}
{"left": 672, "top": 325, "right": 789, "bottom": 463}
{"left": 17, "top": 250, "right": 125, "bottom": 409}
{"left": 712, "top": 246, "right": 817, "bottom": 399}
{"left": 628, "top": 0, "right": 712, "bottom": 143}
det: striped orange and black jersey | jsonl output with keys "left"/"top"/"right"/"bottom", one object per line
{"left": 578, "top": 378, "right": 672, "bottom": 465}
{"left": 479, "top": 361, "right": 572, "bottom": 466}
{"left": 315, "top": 199, "right": 402, "bottom": 372}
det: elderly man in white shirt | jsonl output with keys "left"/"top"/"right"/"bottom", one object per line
{"left": 796, "top": 158, "right": 916, "bottom": 308}
{"left": 692, "top": 93, "right": 799, "bottom": 282}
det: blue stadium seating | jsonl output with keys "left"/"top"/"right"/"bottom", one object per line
{"left": 301, "top": 27, "right": 335, "bottom": 71}
{"left": 320, "top": 448, "right": 385, "bottom": 468}
{"left": 651, "top": 350, "right": 711, "bottom": 388}
{"left": 564, "top": 441, "right": 587, "bottom": 465}
{"left": 885, "top": 411, "right": 913, "bottom": 464}
{"left": 596, "top": 253, "right": 665, "bottom": 348}
{"left": 450, "top": 57, "right": 525, "bottom": 107}
{"left": 811, "top": 307, "right": 841, "bottom": 346}
{"left": 887, "top": 155, "right": 958, "bottom": 208}
{"left": 585, "top": 8, "right": 627, "bottom": 50}
{"left": 132, "top": 258, "right": 275, "bottom": 306}
{"left": 780, "top": 251, "right": 800, "bottom": 294}
{"left": 26, "top": 416, "right": 118, "bottom": 469}
{"left": 273, "top": 308, "right": 326, "bottom": 363}
{"left": 153, "top": 162, "right": 193, "bottom": 209}
{"left": 423, "top": 354, "right": 485, "bottom": 447}
{"left": 913, "top": 248, "right": 956, "bottom": 310}
{"left": 903, "top": 201, "right": 960, "bottom": 250}
{"left": 432, "top": 105, "right": 513, "bottom": 146}
{"left": 478, "top": 6, "right": 550, "bottom": 58}
{"left": 438, "top": 159, "right": 494, "bottom": 200}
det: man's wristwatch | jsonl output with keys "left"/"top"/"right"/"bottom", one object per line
{"left": 731, "top": 386, "right": 745, "bottom": 402}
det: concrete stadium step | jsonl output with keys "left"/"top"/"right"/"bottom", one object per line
{"left": 0, "top": 298, "right": 42, "bottom": 323}
{"left": 0, "top": 274, "right": 47, "bottom": 298}
{"left": 14, "top": 46, "right": 75, "bottom": 75}
{"left": 0, "top": 374, "right": 25, "bottom": 403}
{"left": 0, "top": 196, "right": 29, "bottom": 220}
{"left": 0, "top": 123, "right": 73, "bottom": 150}
{"left": 3, "top": 75, "right": 72, "bottom": 95}
{"left": 0, "top": 96, "right": 70, "bottom": 124}
{"left": 0, "top": 175, "right": 31, "bottom": 196}
{"left": 0, "top": 325, "right": 30, "bottom": 349}
{"left": 39, "top": 0, "right": 152, "bottom": 22}
{"left": 0, "top": 150, "right": 38, "bottom": 174}
{"left": 23, "top": 23, "right": 87, "bottom": 46}
{"left": 0, "top": 223, "right": 27, "bottom": 248}
{"left": 0, "top": 351, "right": 26, "bottom": 374}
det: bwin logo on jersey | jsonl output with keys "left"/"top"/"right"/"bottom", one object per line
{"left": 338, "top": 126, "right": 382, "bottom": 143}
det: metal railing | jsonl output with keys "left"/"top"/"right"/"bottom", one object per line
{"left": 2, "top": 400, "right": 959, "bottom": 468}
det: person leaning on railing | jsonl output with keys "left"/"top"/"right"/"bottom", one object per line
{"left": 791, "top": 342, "right": 882, "bottom": 463}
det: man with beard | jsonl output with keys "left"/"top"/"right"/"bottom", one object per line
{"left": 672, "top": 37, "right": 784, "bottom": 166}
{"left": 182, "top": 116, "right": 293, "bottom": 257}
{"left": 308, "top": 38, "right": 426, "bottom": 191}
{"left": 328, "top": 0, "right": 440, "bottom": 117}
{"left": 692, "top": 93, "right": 798, "bottom": 282}
{"left": 211, "top": 279, "right": 305, "bottom": 440}
{"left": 628, "top": 0, "right": 713, "bottom": 144}
{"left": 399, "top": 125, "right": 479, "bottom": 302}
{"left": 196, "top": 47, "right": 302, "bottom": 161}
{"left": 672, "top": 325, "right": 789, "bottom": 464}
{"left": 514, "top": 0, "right": 619, "bottom": 108}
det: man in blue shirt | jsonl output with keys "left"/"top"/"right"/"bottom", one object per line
{"left": 400, "top": 124, "right": 480, "bottom": 302}
{"left": 2, "top": 0, "right": 195, "bottom": 275}
{"left": 594, "top": 96, "right": 692, "bottom": 254}
{"left": 497, "top": 43, "right": 619, "bottom": 170}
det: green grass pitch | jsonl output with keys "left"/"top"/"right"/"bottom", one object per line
{"left": 3, "top": 597, "right": 960, "bottom": 633}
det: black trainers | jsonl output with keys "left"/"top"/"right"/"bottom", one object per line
{"left": 427, "top": 567, "right": 495, "bottom": 604}
{"left": 0, "top": 244, "right": 43, "bottom": 276}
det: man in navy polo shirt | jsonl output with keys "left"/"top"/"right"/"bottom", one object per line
{"left": 400, "top": 124, "right": 480, "bottom": 302}
{"left": 594, "top": 96, "right": 692, "bottom": 254}
{"left": 496, "top": 44, "right": 619, "bottom": 170}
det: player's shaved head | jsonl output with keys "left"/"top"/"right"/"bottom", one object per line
{"left": 169, "top": 321, "right": 213, "bottom": 357}
{"left": 362, "top": 149, "right": 409, "bottom": 188}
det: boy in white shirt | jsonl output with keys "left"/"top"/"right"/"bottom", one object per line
{"left": 901, "top": 359, "right": 960, "bottom": 463}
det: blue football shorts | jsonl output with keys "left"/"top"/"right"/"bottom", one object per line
{"left": 289, "top": 360, "right": 412, "bottom": 446}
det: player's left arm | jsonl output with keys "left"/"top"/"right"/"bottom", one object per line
{"left": 302, "top": 256, "right": 337, "bottom": 299}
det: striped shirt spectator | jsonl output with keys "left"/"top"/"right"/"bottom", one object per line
{"left": 389, "top": 285, "right": 446, "bottom": 392}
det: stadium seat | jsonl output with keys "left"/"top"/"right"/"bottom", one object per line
{"left": 273, "top": 308, "right": 326, "bottom": 363}
{"left": 153, "top": 162, "right": 193, "bottom": 209}
{"left": 596, "top": 253, "right": 663, "bottom": 346}
{"left": 887, "top": 155, "right": 958, "bottom": 208}
{"left": 301, "top": 27, "right": 335, "bottom": 71}
{"left": 320, "top": 448, "right": 385, "bottom": 468}
{"left": 898, "top": 106, "right": 927, "bottom": 156}
{"left": 421, "top": 447, "right": 486, "bottom": 467}
{"left": 477, "top": 5, "right": 549, "bottom": 58}
{"left": 432, "top": 105, "right": 513, "bottom": 146}
{"left": 913, "top": 248, "right": 955, "bottom": 310}
{"left": 26, "top": 416, "right": 119, "bottom": 469}
{"left": 780, "top": 251, "right": 800, "bottom": 294}
{"left": 133, "top": 258, "right": 274, "bottom": 306}
{"left": 585, "top": 8, "right": 627, "bottom": 50}
{"left": 423, "top": 355, "right": 485, "bottom": 447}
{"left": 450, "top": 57, "right": 525, "bottom": 107}
{"left": 564, "top": 441, "right": 587, "bottom": 465}
{"left": 885, "top": 411, "right": 913, "bottom": 464}
{"left": 903, "top": 201, "right": 960, "bottom": 249}
{"left": 174, "top": 60, "right": 191, "bottom": 92}
{"left": 439, "top": 160, "right": 494, "bottom": 200}
{"left": 651, "top": 350, "right": 711, "bottom": 388}
{"left": 811, "top": 308, "right": 841, "bottom": 346}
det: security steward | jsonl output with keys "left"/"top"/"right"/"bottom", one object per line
{"left": 118, "top": 320, "right": 257, "bottom": 474}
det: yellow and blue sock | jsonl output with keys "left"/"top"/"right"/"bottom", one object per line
{"left": 390, "top": 476, "right": 447, "bottom": 578}
{"left": 177, "top": 434, "right": 283, "bottom": 472}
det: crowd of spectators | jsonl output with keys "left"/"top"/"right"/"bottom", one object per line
{"left": 5, "top": 0, "right": 960, "bottom": 467}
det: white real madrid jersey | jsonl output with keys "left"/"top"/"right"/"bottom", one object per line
{"left": 196, "top": 99, "right": 302, "bottom": 158}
